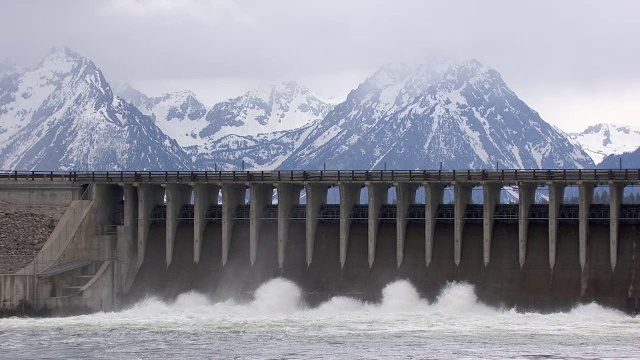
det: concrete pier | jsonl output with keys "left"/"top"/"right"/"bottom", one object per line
{"left": 425, "top": 183, "right": 444, "bottom": 267}
{"left": 578, "top": 183, "right": 595, "bottom": 272}
{"left": 340, "top": 183, "right": 361, "bottom": 268}
{"left": 277, "top": 184, "right": 302, "bottom": 268}
{"left": 609, "top": 182, "right": 624, "bottom": 272}
{"left": 482, "top": 183, "right": 501, "bottom": 266}
{"left": 548, "top": 183, "right": 565, "bottom": 270}
{"left": 119, "top": 184, "right": 138, "bottom": 291}
{"left": 578, "top": 182, "right": 594, "bottom": 294}
{"left": 222, "top": 184, "right": 245, "bottom": 266}
{"left": 396, "top": 183, "right": 416, "bottom": 267}
{"left": 135, "top": 184, "right": 163, "bottom": 263}
{"left": 367, "top": 183, "right": 388, "bottom": 268}
{"left": 192, "top": 184, "right": 218, "bottom": 263}
{"left": 518, "top": 183, "right": 536, "bottom": 268}
{"left": 454, "top": 184, "right": 472, "bottom": 266}
{"left": 305, "top": 184, "right": 328, "bottom": 266}
{"left": 164, "top": 184, "right": 191, "bottom": 267}
{"left": 250, "top": 184, "right": 273, "bottom": 266}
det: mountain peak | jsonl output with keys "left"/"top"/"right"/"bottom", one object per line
{"left": 38, "top": 46, "right": 85, "bottom": 72}
{"left": 569, "top": 123, "right": 640, "bottom": 164}
{"left": 200, "top": 81, "right": 334, "bottom": 140}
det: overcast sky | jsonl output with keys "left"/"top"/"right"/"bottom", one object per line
{"left": 1, "top": 0, "right": 639, "bottom": 132}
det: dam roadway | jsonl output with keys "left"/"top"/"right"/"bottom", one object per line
{"left": 1, "top": 169, "right": 640, "bottom": 314}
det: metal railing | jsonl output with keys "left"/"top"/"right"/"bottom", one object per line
{"left": 2, "top": 169, "right": 640, "bottom": 184}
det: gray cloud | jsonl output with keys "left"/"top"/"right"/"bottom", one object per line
{"left": 1, "top": 0, "right": 640, "bottom": 131}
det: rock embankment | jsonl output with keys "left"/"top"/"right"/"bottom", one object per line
{"left": 0, "top": 202, "right": 65, "bottom": 273}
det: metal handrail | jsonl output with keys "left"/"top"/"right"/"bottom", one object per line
{"left": 1, "top": 169, "right": 639, "bottom": 184}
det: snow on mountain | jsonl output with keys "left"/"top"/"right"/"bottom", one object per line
{"left": 199, "top": 81, "right": 334, "bottom": 140}
{"left": 569, "top": 123, "right": 640, "bottom": 164}
{"left": 0, "top": 46, "right": 190, "bottom": 170}
{"left": 193, "top": 123, "right": 316, "bottom": 171}
{"left": 280, "top": 59, "right": 594, "bottom": 170}
{"left": 0, "top": 47, "right": 598, "bottom": 172}
{"left": 112, "top": 82, "right": 153, "bottom": 116}
{"left": 114, "top": 85, "right": 208, "bottom": 147}
{"left": 598, "top": 146, "right": 640, "bottom": 169}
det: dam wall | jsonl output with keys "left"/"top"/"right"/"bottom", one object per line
{"left": 2, "top": 170, "right": 640, "bottom": 314}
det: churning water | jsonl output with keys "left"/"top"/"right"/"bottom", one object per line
{"left": 1, "top": 280, "right": 639, "bottom": 359}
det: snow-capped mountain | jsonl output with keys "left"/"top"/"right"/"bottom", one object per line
{"left": 569, "top": 123, "right": 640, "bottom": 164}
{"left": 112, "top": 82, "right": 153, "bottom": 116}
{"left": 598, "top": 146, "right": 640, "bottom": 169}
{"left": 193, "top": 122, "right": 317, "bottom": 171}
{"left": 0, "top": 46, "right": 190, "bottom": 170}
{"left": 199, "top": 81, "right": 334, "bottom": 140}
{"left": 114, "top": 84, "right": 208, "bottom": 147}
{"left": 0, "top": 47, "right": 600, "bottom": 172}
{"left": 280, "top": 59, "right": 594, "bottom": 170}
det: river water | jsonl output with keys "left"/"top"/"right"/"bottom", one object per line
{"left": 1, "top": 279, "right": 638, "bottom": 359}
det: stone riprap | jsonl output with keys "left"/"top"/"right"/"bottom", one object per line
{"left": 0, "top": 202, "right": 64, "bottom": 273}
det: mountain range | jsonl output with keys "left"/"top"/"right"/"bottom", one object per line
{"left": 0, "top": 46, "right": 635, "bottom": 172}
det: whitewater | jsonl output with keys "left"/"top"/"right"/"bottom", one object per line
{"left": 1, "top": 280, "right": 638, "bottom": 359}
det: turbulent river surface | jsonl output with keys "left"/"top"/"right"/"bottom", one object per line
{"left": 1, "top": 280, "right": 639, "bottom": 359}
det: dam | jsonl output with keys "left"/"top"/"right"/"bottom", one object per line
{"left": 1, "top": 169, "right": 639, "bottom": 315}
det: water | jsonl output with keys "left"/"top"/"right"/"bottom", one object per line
{"left": 1, "top": 279, "right": 639, "bottom": 359}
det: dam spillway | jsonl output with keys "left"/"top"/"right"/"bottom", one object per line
{"left": 1, "top": 169, "right": 640, "bottom": 314}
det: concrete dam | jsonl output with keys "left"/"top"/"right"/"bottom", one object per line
{"left": 1, "top": 169, "right": 639, "bottom": 315}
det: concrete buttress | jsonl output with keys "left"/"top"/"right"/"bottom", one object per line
{"left": 518, "top": 183, "right": 536, "bottom": 268}
{"left": 277, "top": 184, "right": 302, "bottom": 268}
{"left": 119, "top": 184, "right": 138, "bottom": 292}
{"left": 164, "top": 184, "right": 191, "bottom": 267}
{"left": 579, "top": 182, "right": 594, "bottom": 294}
{"left": 340, "top": 183, "right": 361, "bottom": 269}
{"left": 222, "top": 184, "right": 245, "bottom": 266}
{"left": 367, "top": 183, "right": 388, "bottom": 268}
{"left": 548, "top": 183, "right": 565, "bottom": 270}
{"left": 609, "top": 182, "right": 624, "bottom": 272}
{"left": 482, "top": 183, "right": 501, "bottom": 266}
{"left": 305, "top": 184, "right": 328, "bottom": 266}
{"left": 454, "top": 184, "right": 472, "bottom": 266}
{"left": 135, "top": 184, "right": 164, "bottom": 264}
{"left": 193, "top": 184, "right": 218, "bottom": 263}
{"left": 250, "top": 184, "right": 273, "bottom": 266}
{"left": 396, "top": 183, "right": 416, "bottom": 268}
{"left": 425, "top": 184, "right": 444, "bottom": 267}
